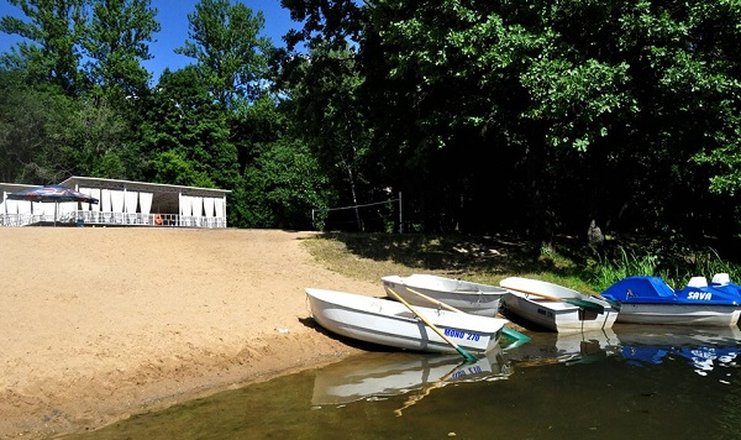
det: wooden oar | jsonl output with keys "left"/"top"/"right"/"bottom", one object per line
{"left": 402, "top": 286, "right": 466, "bottom": 313}
{"left": 393, "top": 361, "right": 460, "bottom": 417}
{"left": 385, "top": 287, "right": 478, "bottom": 363}
{"left": 399, "top": 286, "right": 532, "bottom": 346}
{"left": 506, "top": 288, "right": 606, "bottom": 314}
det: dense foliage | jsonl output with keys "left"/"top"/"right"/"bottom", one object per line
{"left": 1, "top": 0, "right": 738, "bottom": 243}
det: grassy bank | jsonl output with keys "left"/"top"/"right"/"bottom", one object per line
{"left": 303, "top": 232, "right": 741, "bottom": 294}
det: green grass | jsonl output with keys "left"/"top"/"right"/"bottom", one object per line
{"left": 302, "top": 232, "right": 740, "bottom": 294}
{"left": 590, "top": 244, "right": 740, "bottom": 290}
{"left": 590, "top": 247, "right": 659, "bottom": 291}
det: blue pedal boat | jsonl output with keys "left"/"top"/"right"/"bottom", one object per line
{"left": 600, "top": 273, "right": 741, "bottom": 327}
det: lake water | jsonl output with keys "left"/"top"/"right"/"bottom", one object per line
{"left": 67, "top": 325, "right": 741, "bottom": 440}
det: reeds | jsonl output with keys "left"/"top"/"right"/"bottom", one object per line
{"left": 590, "top": 245, "right": 739, "bottom": 291}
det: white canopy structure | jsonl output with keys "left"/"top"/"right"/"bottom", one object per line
{"left": 0, "top": 176, "right": 230, "bottom": 228}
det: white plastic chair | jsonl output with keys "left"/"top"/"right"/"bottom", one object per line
{"left": 687, "top": 276, "right": 708, "bottom": 288}
{"left": 711, "top": 273, "right": 731, "bottom": 286}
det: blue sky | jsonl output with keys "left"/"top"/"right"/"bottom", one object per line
{"left": 0, "top": 0, "right": 300, "bottom": 84}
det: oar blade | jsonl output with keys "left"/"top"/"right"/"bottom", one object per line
{"left": 596, "top": 294, "right": 622, "bottom": 311}
{"left": 566, "top": 298, "right": 605, "bottom": 314}
{"left": 456, "top": 346, "right": 479, "bottom": 363}
{"left": 501, "top": 326, "right": 531, "bottom": 351}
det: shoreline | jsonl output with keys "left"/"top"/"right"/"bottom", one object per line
{"left": 0, "top": 228, "right": 378, "bottom": 439}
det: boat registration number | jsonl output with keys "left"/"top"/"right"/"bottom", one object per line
{"left": 451, "top": 365, "right": 483, "bottom": 380}
{"left": 444, "top": 328, "right": 481, "bottom": 341}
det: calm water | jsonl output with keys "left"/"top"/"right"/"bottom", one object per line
{"left": 68, "top": 325, "right": 741, "bottom": 440}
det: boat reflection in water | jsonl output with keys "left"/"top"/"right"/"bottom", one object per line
{"left": 613, "top": 324, "right": 741, "bottom": 376}
{"left": 311, "top": 344, "right": 512, "bottom": 411}
{"left": 504, "top": 328, "right": 622, "bottom": 367}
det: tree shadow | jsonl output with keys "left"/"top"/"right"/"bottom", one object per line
{"left": 310, "top": 232, "right": 741, "bottom": 279}
{"left": 319, "top": 231, "right": 566, "bottom": 276}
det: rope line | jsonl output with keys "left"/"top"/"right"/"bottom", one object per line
{"left": 323, "top": 198, "right": 399, "bottom": 212}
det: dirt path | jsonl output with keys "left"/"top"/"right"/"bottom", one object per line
{"left": 0, "top": 228, "right": 380, "bottom": 439}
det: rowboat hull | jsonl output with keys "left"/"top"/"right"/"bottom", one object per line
{"left": 306, "top": 288, "right": 508, "bottom": 354}
{"left": 502, "top": 290, "right": 618, "bottom": 333}
{"left": 613, "top": 303, "right": 741, "bottom": 326}
{"left": 382, "top": 274, "right": 506, "bottom": 317}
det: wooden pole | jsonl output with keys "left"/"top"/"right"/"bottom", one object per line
{"left": 397, "top": 285, "right": 532, "bottom": 345}
{"left": 398, "top": 191, "right": 403, "bottom": 234}
{"left": 397, "top": 285, "right": 464, "bottom": 313}
{"left": 505, "top": 288, "right": 605, "bottom": 314}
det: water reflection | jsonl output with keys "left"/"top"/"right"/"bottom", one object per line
{"left": 64, "top": 325, "right": 741, "bottom": 440}
{"left": 614, "top": 324, "right": 741, "bottom": 375}
{"left": 504, "top": 328, "right": 621, "bottom": 367}
{"left": 312, "top": 345, "right": 512, "bottom": 408}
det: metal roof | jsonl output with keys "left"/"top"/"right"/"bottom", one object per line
{"left": 0, "top": 183, "right": 42, "bottom": 192}
{"left": 59, "top": 176, "right": 231, "bottom": 196}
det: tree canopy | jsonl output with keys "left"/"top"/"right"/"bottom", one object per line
{"left": 176, "top": 0, "right": 273, "bottom": 108}
{"left": 0, "top": 0, "right": 738, "bottom": 239}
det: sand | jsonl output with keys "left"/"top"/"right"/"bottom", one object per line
{"left": 0, "top": 228, "right": 380, "bottom": 439}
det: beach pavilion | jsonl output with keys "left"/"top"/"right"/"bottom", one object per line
{"left": 0, "top": 176, "right": 230, "bottom": 228}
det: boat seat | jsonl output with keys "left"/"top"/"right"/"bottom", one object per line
{"left": 712, "top": 273, "right": 731, "bottom": 286}
{"left": 687, "top": 276, "right": 708, "bottom": 288}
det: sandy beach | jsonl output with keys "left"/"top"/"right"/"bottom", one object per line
{"left": 0, "top": 228, "right": 379, "bottom": 439}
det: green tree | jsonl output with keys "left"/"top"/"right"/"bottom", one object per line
{"left": 63, "top": 95, "right": 131, "bottom": 178}
{"left": 140, "top": 66, "right": 239, "bottom": 191}
{"left": 83, "top": 0, "right": 160, "bottom": 98}
{"left": 0, "top": 67, "right": 134, "bottom": 183}
{"left": 280, "top": 0, "right": 363, "bottom": 51}
{"left": 0, "top": 0, "right": 87, "bottom": 94}
{"left": 286, "top": 0, "right": 739, "bottom": 238}
{"left": 280, "top": 42, "right": 372, "bottom": 230}
{"left": 0, "top": 69, "right": 62, "bottom": 182}
{"left": 240, "top": 137, "right": 330, "bottom": 229}
{"left": 177, "top": 0, "right": 272, "bottom": 108}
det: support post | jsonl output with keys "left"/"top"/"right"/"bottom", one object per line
{"left": 398, "top": 191, "right": 403, "bottom": 234}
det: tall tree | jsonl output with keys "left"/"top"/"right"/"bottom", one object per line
{"left": 0, "top": 69, "right": 59, "bottom": 182}
{"left": 83, "top": 0, "right": 160, "bottom": 98}
{"left": 281, "top": 42, "right": 372, "bottom": 231}
{"left": 284, "top": 0, "right": 739, "bottom": 237}
{"left": 281, "top": 0, "right": 363, "bottom": 51}
{"left": 0, "top": 67, "right": 132, "bottom": 183}
{"left": 176, "top": 0, "right": 272, "bottom": 108}
{"left": 140, "top": 66, "right": 239, "bottom": 188}
{"left": 240, "top": 137, "right": 330, "bottom": 229}
{"left": 0, "top": 0, "right": 87, "bottom": 94}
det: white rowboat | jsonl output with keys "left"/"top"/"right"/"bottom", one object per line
{"left": 306, "top": 288, "right": 508, "bottom": 354}
{"left": 381, "top": 274, "right": 506, "bottom": 317}
{"left": 499, "top": 277, "right": 618, "bottom": 333}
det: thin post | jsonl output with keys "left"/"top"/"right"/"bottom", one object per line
{"left": 311, "top": 208, "right": 315, "bottom": 226}
{"left": 398, "top": 191, "right": 403, "bottom": 234}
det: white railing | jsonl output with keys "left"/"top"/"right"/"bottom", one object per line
{"left": 0, "top": 211, "right": 227, "bottom": 228}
